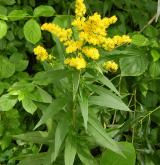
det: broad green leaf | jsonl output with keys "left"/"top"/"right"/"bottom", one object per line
{"left": 0, "top": 94, "right": 17, "bottom": 111}
{"left": 100, "top": 142, "right": 136, "bottom": 165}
{"left": 64, "top": 135, "right": 77, "bottom": 165}
{"left": 22, "top": 97, "right": 37, "bottom": 114}
{"left": 0, "top": 0, "right": 15, "bottom": 5}
{"left": 32, "top": 87, "right": 52, "bottom": 103}
{"left": 33, "top": 69, "right": 70, "bottom": 85}
{"left": 10, "top": 53, "right": 28, "bottom": 71}
{"left": 34, "top": 5, "right": 55, "bottom": 17}
{"left": 23, "top": 19, "right": 41, "bottom": 44}
{"left": 77, "top": 147, "right": 98, "bottom": 165}
{"left": 0, "top": 5, "right": 7, "bottom": 15}
{"left": 13, "top": 131, "right": 52, "bottom": 144}
{"left": 149, "top": 61, "right": 160, "bottom": 78}
{"left": 53, "top": 15, "right": 74, "bottom": 28}
{"left": 8, "top": 10, "right": 28, "bottom": 21}
{"left": 120, "top": 55, "right": 149, "bottom": 76}
{"left": 89, "top": 85, "right": 130, "bottom": 111}
{"left": 53, "top": 115, "right": 70, "bottom": 161}
{"left": 0, "top": 20, "right": 7, "bottom": 39}
{"left": 34, "top": 98, "right": 66, "bottom": 129}
{"left": 151, "top": 49, "right": 160, "bottom": 62}
{"left": 88, "top": 114, "right": 123, "bottom": 156}
{"left": 0, "top": 56, "right": 15, "bottom": 78}
{"left": 18, "top": 153, "right": 51, "bottom": 165}
{"left": 132, "top": 34, "right": 150, "bottom": 46}
{"left": 79, "top": 90, "right": 88, "bottom": 130}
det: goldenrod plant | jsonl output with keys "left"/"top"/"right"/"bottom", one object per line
{"left": 0, "top": 0, "right": 159, "bottom": 164}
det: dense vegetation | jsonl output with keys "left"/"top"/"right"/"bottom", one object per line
{"left": 0, "top": 0, "right": 160, "bottom": 164}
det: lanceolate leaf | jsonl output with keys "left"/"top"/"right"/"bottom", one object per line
{"left": 79, "top": 90, "right": 88, "bottom": 130}
{"left": 53, "top": 115, "right": 70, "bottom": 162}
{"left": 64, "top": 134, "right": 77, "bottom": 165}
{"left": 88, "top": 113, "right": 123, "bottom": 156}
{"left": 100, "top": 142, "right": 136, "bottom": 165}
{"left": 34, "top": 98, "right": 66, "bottom": 129}
{"left": 89, "top": 85, "right": 130, "bottom": 111}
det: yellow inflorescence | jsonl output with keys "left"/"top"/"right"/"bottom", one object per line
{"left": 33, "top": 45, "right": 49, "bottom": 61}
{"left": 75, "top": 0, "right": 86, "bottom": 18}
{"left": 103, "top": 61, "right": 118, "bottom": 72}
{"left": 38, "top": 0, "right": 131, "bottom": 70}
{"left": 64, "top": 40, "right": 83, "bottom": 54}
{"left": 41, "top": 23, "right": 72, "bottom": 42}
{"left": 64, "top": 55, "right": 87, "bottom": 70}
{"left": 82, "top": 47, "right": 100, "bottom": 60}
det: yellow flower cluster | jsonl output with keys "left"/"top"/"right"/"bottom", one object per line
{"left": 64, "top": 55, "right": 86, "bottom": 70}
{"left": 41, "top": 23, "right": 72, "bottom": 42}
{"left": 33, "top": 45, "right": 49, "bottom": 61}
{"left": 103, "top": 61, "right": 118, "bottom": 72}
{"left": 64, "top": 40, "right": 83, "bottom": 54}
{"left": 75, "top": 0, "right": 86, "bottom": 18}
{"left": 38, "top": 0, "right": 131, "bottom": 70}
{"left": 82, "top": 47, "right": 100, "bottom": 60}
{"left": 102, "top": 35, "right": 132, "bottom": 51}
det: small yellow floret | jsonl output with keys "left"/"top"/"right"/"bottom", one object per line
{"left": 64, "top": 40, "right": 83, "bottom": 53}
{"left": 103, "top": 61, "right": 118, "bottom": 72}
{"left": 64, "top": 55, "right": 87, "bottom": 70}
{"left": 82, "top": 47, "right": 100, "bottom": 60}
{"left": 33, "top": 45, "right": 48, "bottom": 61}
{"left": 41, "top": 23, "right": 72, "bottom": 42}
{"left": 75, "top": 0, "right": 86, "bottom": 17}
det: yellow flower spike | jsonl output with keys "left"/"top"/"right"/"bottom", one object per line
{"left": 82, "top": 47, "right": 100, "bottom": 60}
{"left": 41, "top": 23, "right": 72, "bottom": 42}
{"left": 64, "top": 55, "right": 87, "bottom": 70}
{"left": 75, "top": 0, "right": 86, "bottom": 18}
{"left": 64, "top": 40, "right": 83, "bottom": 54}
{"left": 33, "top": 45, "right": 49, "bottom": 61}
{"left": 103, "top": 61, "right": 118, "bottom": 72}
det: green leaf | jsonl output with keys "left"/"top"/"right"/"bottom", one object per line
{"left": 33, "top": 87, "right": 52, "bottom": 103}
{"left": 0, "top": 0, "right": 15, "bottom": 5}
{"left": 72, "top": 71, "right": 80, "bottom": 101}
{"left": 53, "top": 115, "right": 70, "bottom": 161}
{"left": 8, "top": 10, "right": 28, "bottom": 21}
{"left": 120, "top": 54, "right": 149, "bottom": 76}
{"left": 13, "top": 131, "right": 51, "bottom": 144}
{"left": 22, "top": 97, "right": 37, "bottom": 114}
{"left": 53, "top": 15, "right": 74, "bottom": 28}
{"left": 151, "top": 49, "right": 160, "bottom": 62}
{"left": 0, "top": 20, "right": 7, "bottom": 39}
{"left": 77, "top": 146, "right": 98, "bottom": 165}
{"left": 0, "top": 94, "right": 17, "bottom": 111}
{"left": 64, "top": 135, "right": 77, "bottom": 165}
{"left": 34, "top": 98, "right": 66, "bottom": 129}
{"left": 10, "top": 53, "right": 28, "bottom": 71}
{"left": 100, "top": 142, "right": 136, "bottom": 165}
{"left": 23, "top": 19, "right": 41, "bottom": 44}
{"left": 33, "top": 69, "right": 70, "bottom": 85}
{"left": 79, "top": 90, "right": 88, "bottom": 130}
{"left": 0, "top": 56, "right": 15, "bottom": 78}
{"left": 88, "top": 113, "right": 123, "bottom": 156}
{"left": 34, "top": 5, "right": 55, "bottom": 17}
{"left": 132, "top": 34, "right": 150, "bottom": 46}
{"left": 89, "top": 85, "right": 130, "bottom": 111}
{"left": 149, "top": 61, "right": 160, "bottom": 78}
{"left": 18, "top": 153, "right": 51, "bottom": 165}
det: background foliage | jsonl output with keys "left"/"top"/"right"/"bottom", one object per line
{"left": 0, "top": 0, "right": 160, "bottom": 165}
